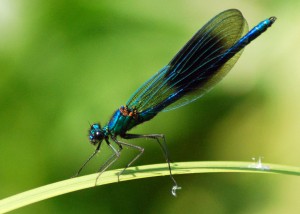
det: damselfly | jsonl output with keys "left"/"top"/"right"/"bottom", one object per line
{"left": 74, "top": 9, "right": 276, "bottom": 196}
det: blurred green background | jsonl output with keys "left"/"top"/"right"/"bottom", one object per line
{"left": 1, "top": 0, "right": 300, "bottom": 213}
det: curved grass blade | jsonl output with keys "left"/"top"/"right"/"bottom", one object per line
{"left": 1, "top": 161, "right": 299, "bottom": 213}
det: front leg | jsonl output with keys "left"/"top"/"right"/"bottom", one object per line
{"left": 73, "top": 143, "right": 101, "bottom": 178}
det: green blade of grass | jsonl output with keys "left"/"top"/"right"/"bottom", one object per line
{"left": 0, "top": 161, "right": 299, "bottom": 213}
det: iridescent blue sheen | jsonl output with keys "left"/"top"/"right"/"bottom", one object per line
{"left": 75, "top": 9, "right": 276, "bottom": 195}
{"left": 101, "top": 14, "right": 276, "bottom": 138}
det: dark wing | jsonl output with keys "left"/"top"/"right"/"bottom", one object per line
{"left": 126, "top": 9, "right": 248, "bottom": 113}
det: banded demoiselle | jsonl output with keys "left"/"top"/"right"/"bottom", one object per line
{"left": 74, "top": 9, "right": 276, "bottom": 196}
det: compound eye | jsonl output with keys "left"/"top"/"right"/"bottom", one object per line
{"left": 89, "top": 123, "right": 104, "bottom": 145}
{"left": 95, "top": 131, "right": 103, "bottom": 140}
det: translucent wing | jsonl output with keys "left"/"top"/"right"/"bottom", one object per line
{"left": 126, "top": 9, "right": 248, "bottom": 113}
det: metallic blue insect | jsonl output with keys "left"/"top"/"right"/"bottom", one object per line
{"left": 74, "top": 9, "right": 276, "bottom": 196}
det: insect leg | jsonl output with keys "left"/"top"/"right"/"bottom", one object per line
{"left": 122, "top": 133, "right": 181, "bottom": 196}
{"left": 95, "top": 139, "right": 122, "bottom": 185}
{"left": 72, "top": 143, "right": 101, "bottom": 178}
{"left": 111, "top": 136, "right": 144, "bottom": 181}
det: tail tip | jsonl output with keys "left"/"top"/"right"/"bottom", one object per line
{"left": 269, "top": 16, "right": 277, "bottom": 24}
